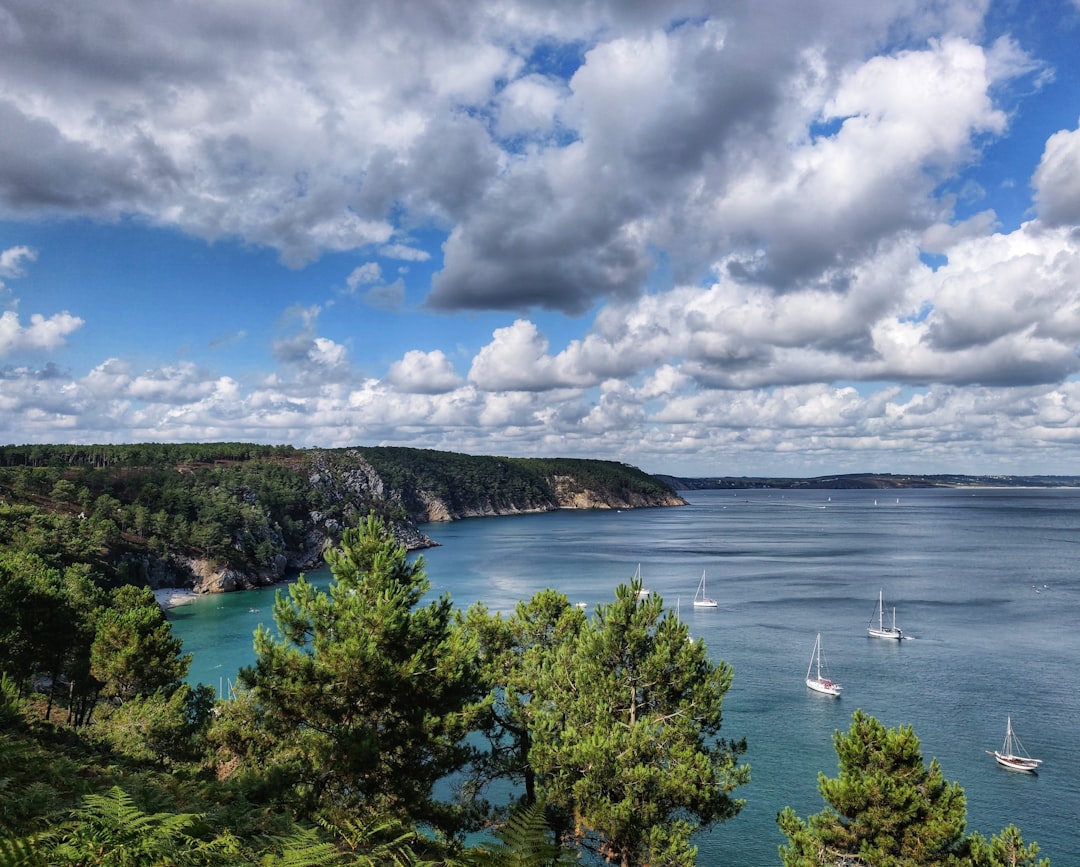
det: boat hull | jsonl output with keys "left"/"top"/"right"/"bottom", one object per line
{"left": 867, "top": 627, "right": 903, "bottom": 640}
{"left": 806, "top": 677, "right": 842, "bottom": 697}
{"left": 993, "top": 752, "right": 1040, "bottom": 773}
{"left": 693, "top": 599, "right": 718, "bottom": 608}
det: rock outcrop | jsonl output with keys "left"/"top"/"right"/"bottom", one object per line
{"left": 144, "top": 447, "right": 685, "bottom": 596}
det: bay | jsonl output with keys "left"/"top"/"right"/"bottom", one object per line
{"left": 169, "top": 487, "right": 1079, "bottom": 865}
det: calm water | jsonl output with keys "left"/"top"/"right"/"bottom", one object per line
{"left": 169, "top": 488, "right": 1080, "bottom": 865}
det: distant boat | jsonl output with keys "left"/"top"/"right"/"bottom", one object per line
{"left": 805, "top": 633, "right": 842, "bottom": 697}
{"left": 632, "top": 563, "right": 650, "bottom": 600}
{"left": 867, "top": 589, "right": 904, "bottom": 640}
{"left": 693, "top": 568, "right": 719, "bottom": 608}
{"left": 987, "top": 717, "right": 1042, "bottom": 773}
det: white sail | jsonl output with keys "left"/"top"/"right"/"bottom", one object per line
{"left": 693, "top": 568, "right": 718, "bottom": 608}
{"left": 987, "top": 717, "right": 1042, "bottom": 773}
{"left": 805, "top": 633, "right": 842, "bottom": 697}
{"left": 867, "top": 589, "right": 904, "bottom": 640}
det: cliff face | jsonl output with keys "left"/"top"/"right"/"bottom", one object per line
{"left": 0, "top": 445, "right": 683, "bottom": 597}
{"left": 306, "top": 451, "right": 685, "bottom": 522}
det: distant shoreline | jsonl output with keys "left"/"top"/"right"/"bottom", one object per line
{"left": 655, "top": 472, "right": 1080, "bottom": 491}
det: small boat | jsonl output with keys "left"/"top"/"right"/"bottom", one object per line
{"left": 693, "top": 568, "right": 719, "bottom": 608}
{"left": 805, "top": 633, "right": 842, "bottom": 697}
{"left": 987, "top": 717, "right": 1042, "bottom": 773}
{"left": 867, "top": 589, "right": 903, "bottom": 640}
{"left": 632, "top": 563, "right": 650, "bottom": 600}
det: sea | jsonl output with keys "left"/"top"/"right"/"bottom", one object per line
{"left": 168, "top": 487, "right": 1080, "bottom": 865}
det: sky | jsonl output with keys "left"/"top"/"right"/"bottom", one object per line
{"left": 2, "top": 0, "right": 1080, "bottom": 478}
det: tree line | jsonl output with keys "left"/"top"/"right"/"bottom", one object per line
{"left": 0, "top": 444, "right": 681, "bottom": 585}
{"left": 0, "top": 513, "right": 1048, "bottom": 865}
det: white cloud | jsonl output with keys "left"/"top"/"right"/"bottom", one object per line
{"left": 1, "top": 2, "right": 1079, "bottom": 476}
{"left": 0, "top": 309, "right": 85, "bottom": 356}
{"left": 1031, "top": 119, "right": 1080, "bottom": 226}
{"left": 386, "top": 349, "right": 463, "bottom": 394}
{"left": 379, "top": 244, "right": 431, "bottom": 262}
{"left": 346, "top": 262, "right": 382, "bottom": 290}
{"left": 494, "top": 74, "right": 566, "bottom": 139}
{"left": 0, "top": 244, "right": 36, "bottom": 278}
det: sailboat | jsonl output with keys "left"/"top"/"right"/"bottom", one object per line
{"left": 867, "top": 589, "right": 903, "bottom": 640}
{"left": 693, "top": 568, "right": 718, "bottom": 608}
{"left": 632, "top": 563, "right": 650, "bottom": 600}
{"left": 805, "top": 633, "right": 842, "bottom": 697}
{"left": 987, "top": 717, "right": 1042, "bottom": 773}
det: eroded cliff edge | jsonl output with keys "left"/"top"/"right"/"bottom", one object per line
{"left": 0, "top": 444, "right": 685, "bottom": 596}
{"left": 178, "top": 448, "right": 684, "bottom": 594}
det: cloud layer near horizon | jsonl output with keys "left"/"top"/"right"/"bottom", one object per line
{"left": 2, "top": 0, "right": 1080, "bottom": 475}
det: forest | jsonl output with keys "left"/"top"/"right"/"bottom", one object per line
{"left": 0, "top": 443, "right": 682, "bottom": 590}
{"left": 0, "top": 506, "right": 1049, "bottom": 866}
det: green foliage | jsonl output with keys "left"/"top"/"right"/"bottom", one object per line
{"left": 353, "top": 447, "right": 677, "bottom": 517}
{"left": 33, "top": 785, "right": 241, "bottom": 866}
{"left": 91, "top": 585, "right": 191, "bottom": 703}
{"left": 968, "top": 825, "right": 1049, "bottom": 867}
{"left": 524, "top": 576, "right": 748, "bottom": 867}
{"left": 0, "top": 835, "right": 48, "bottom": 867}
{"left": 462, "top": 799, "right": 576, "bottom": 867}
{"left": 463, "top": 589, "right": 587, "bottom": 805}
{"left": 92, "top": 683, "right": 215, "bottom": 766}
{"left": 777, "top": 710, "right": 1042, "bottom": 867}
{"left": 232, "top": 514, "right": 483, "bottom": 830}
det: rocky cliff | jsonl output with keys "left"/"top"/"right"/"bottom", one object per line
{"left": 0, "top": 443, "right": 684, "bottom": 597}
{"left": 153, "top": 447, "right": 685, "bottom": 595}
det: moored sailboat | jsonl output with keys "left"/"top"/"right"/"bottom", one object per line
{"left": 987, "top": 717, "right": 1042, "bottom": 773}
{"left": 632, "top": 563, "right": 650, "bottom": 599}
{"left": 867, "top": 589, "right": 903, "bottom": 640}
{"left": 693, "top": 568, "right": 718, "bottom": 608}
{"left": 805, "top": 633, "right": 842, "bottom": 697}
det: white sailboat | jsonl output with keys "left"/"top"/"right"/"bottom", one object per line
{"left": 632, "top": 563, "right": 650, "bottom": 600}
{"left": 867, "top": 589, "right": 904, "bottom": 640}
{"left": 987, "top": 717, "right": 1042, "bottom": 773}
{"left": 693, "top": 568, "right": 718, "bottom": 608}
{"left": 805, "top": 633, "right": 842, "bottom": 697}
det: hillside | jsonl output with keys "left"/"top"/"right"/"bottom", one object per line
{"left": 656, "top": 472, "right": 1080, "bottom": 490}
{"left": 0, "top": 443, "right": 684, "bottom": 595}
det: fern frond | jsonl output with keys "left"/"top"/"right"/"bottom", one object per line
{"left": 463, "top": 800, "right": 575, "bottom": 867}
{"left": 258, "top": 825, "right": 344, "bottom": 866}
{"left": 0, "top": 835, "right": 48, "bottom": 867}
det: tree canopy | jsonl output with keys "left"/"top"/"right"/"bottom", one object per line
{"left": 226, "top": 513, "right": 483, "bottom": 831}
{"left": 778, "top": 709, "right": 1049, "bottom": 867}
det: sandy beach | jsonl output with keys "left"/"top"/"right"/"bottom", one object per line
{"left": 153, "top": 587, "right": 201, "bottom": 609}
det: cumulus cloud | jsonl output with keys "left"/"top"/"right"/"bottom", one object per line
{"left": 0, "top": 1, "right": 1019, "bottom": 294}
{"left": 0, "top": 310, "right": 85, "bottom": 356}
{"left": 271, "top": 305, "right": 354, "bottom": 386}
{"left": 0, "top": 244, "right": 36, "bottom": 279}
{"left": 1032, "top": 119, "right": 1080, "bottom": 226}
{"left": 386, "top": 349, "right": 463, "bottom": 394}
{"left": 2, "top": 1, "right": 1079, "bottom": 476}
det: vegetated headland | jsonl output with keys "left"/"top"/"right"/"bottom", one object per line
{"left": 655, "top": 471, "right": 1080, "bottom": 490}
{"left": 0, "top": 442, "right": 683, "bottom": 597}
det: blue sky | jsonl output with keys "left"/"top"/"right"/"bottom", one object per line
{"left": 2, "top": 0, "right": 1080, "bottom": 477}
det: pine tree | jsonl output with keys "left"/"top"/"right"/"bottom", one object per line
{"left": 233, "top": 513, "right": 482, "bottom": 831}
{"left": 968, "top": 824, "right": 1049, "bottom": 867}
{"left": 464, "top": 588, "right": 587, "bottom": 806}
{"left": 530, "top": 577, "right": 748, "bottom": 867}
{"left": 778, "top": 710, "right": 971, "bottom": 867}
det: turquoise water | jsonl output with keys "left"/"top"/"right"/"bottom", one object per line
{"left": 169, "top": 488, "right": 1080, "bottom": 865}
